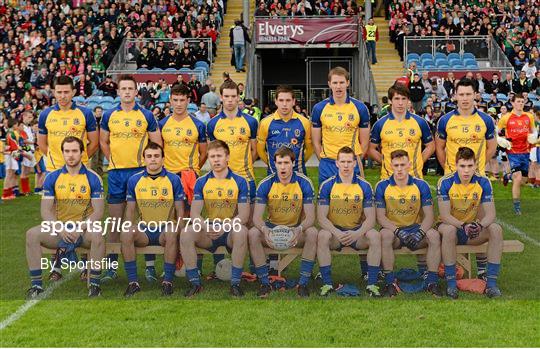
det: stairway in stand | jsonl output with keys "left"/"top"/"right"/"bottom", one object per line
{"left": 210, "top": 0, "right": 248, "bottom": 84}
{"left": 369, "top": 17, "right": 404, "bottom": 102}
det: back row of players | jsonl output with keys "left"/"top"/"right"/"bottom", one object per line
{"left": 25, "top": 68, "right": 539, "bottom": 299}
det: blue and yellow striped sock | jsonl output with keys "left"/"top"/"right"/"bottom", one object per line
{"left": 445, "top": 264, "right": 457, "bottom": 289}
{"left": 231, "top": 266, "right": 243, "bottom": 286}
{"left": 124, "top": 261, "right": 138, "bottom": 283}
{"left": 319, "top": 265, "right": 332, "bottom": 286}
{"left": 90, "top": 270, "right": 101, "bottom": 286}
{"left": 476, "top": 255, "right": 487, "bottom": 275}
{"left": 367, "top": 265, "right": 380, "bottom": 285}
{"left": 298, "top": 259, "right": 315, "bottom": 286}
{"left": 163, "top": 262, "right": 175, "bottom": 283}
{"left": 29, "top": 269, "right": 42, "bottom": 288}
{"left": 255, "top": 265, "right": 270, "bottom": 285}
{"left": 486, "top": 262, "right": 500, "bottom": 288}
{"left": 186, "top": 268, "right": 201, "bottom": 286}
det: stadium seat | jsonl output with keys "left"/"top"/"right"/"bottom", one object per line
{"left": 138, "top": 68, "right": 150, "bottom": 72}
{"left": 434, "top": 52, "right": 447, "bottom": 60}
{"left": 421, "top": 59, "right": 434, "bottom": 66}
{"left": 437, "top": 64, "right": 450, "bottom": 70}
{"left": 152, "top": 67, "right": 163, "bottom": 71}
{"left": 179, "top": 68, "right": 191, "bottom": 73}
{"left": 447, "top": 53, "right": 460, "bottom": 61}
{"left": 407, "top": 53, "right": 420, "bottom": 61}
{"left": 407, "top": 58, "right": 420, "bottom": 66}
{"left": 155, "top": 103, "right": 166, "bottom": 110}
{"left": 463, "top": 53, "right": 475, "bottom": 60}
{"left": 100, "top": 103, "right": 114, "bottom": 110}
{"left": 463, "top": 58, "right": 477, "bottom": 66}
{"left": 187, "top": 103, "right": 198, "bottom": 113}
{"left": 528, "top": 93, "right": 538, "bottom": 100}
{"left": 534, "top": 101, "right": 540, "bottom": 108}
{"left": 423, "top": 64, "right": 436, "bottom": 70}
{"left": 435, "top": 58, "right": 448, "bottom": 66}
{"left": 448, "top": 59, "right": 462, "bottom": 66}
{"left": 420, "top": 53, "right": 433, "bottom": 61}
{"left": 165, "top": 68, "right": 178, "bottom": 71}
{"left": 482, "top": 93, "right": 491, "bottom": 101}
{"left": 114, "top": 96, "right": 121, "bottom": 103}
{"left": 453, "top": 65, "right": 465, "bottom": 69}
{"left": 466, "top": 65, "right": 479, "bottom": 70}
{"left": 73, "top": 96, "right": 86, "bottom": 104}
{"left": 87, "top": 96, "right": 103, "bottom": 103}
{"left": 497, "top": 93, "right": 509, "bottom": 102}
{"left": 102, "top": 96, "right": 114, "bottom": 103}
{"left": 195, "top": 61, "right": 210, "bottom": 71}
{"left": 87, "top": 102, "right": 98, "bottom": 110}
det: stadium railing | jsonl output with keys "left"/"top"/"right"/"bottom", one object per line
{"left": 42, "top": 240, "right": 524, "bottom": 278}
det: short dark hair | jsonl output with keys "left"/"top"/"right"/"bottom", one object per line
{"left": 511, "top": 94, "right": 525, "bottom": 102}
{"left": 53, "top": 75, "right": 74, "bottom": 89}
{"left": 388, "top": 83, "right": 410, "bottom": 100}
{"left": 207, "top": 140, "right": 230, "bottom": 154}
{"left": 94, "top": 106, "right": 103, "bottom": 112}
{"left": 171, "top": 84, "right": 191, "bottom": 97}
{"left": 337, "top": 146, "right": 355, "bottom": 159}
{"left": 455, "top": 78, "right": 477, "bottom": 93}
{"left": 274, "top": 146, "right": 295, "bottom": 162}
{"left": 117, "top": 74, "right": 137, "bottom": 88}
{"left": 455, "top": 147, "right": 475, "bottom": 163}
{"left": 275, "top": 85, "right": 295, "bottom": 100}
{"left": 143, "top": 141, "right": 164, "bottom": 157}
{"left": 61, "top": 136, "right": 84, "bottom": 152}
{"left": 219, "top": 80, "right": 239, "bottom": 95}
{"left": 390, "top": 149, "right": 409, "bottom": 160}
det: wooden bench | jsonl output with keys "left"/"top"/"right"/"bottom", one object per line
{"left": 42, "top": 240, "right": 524, "bottom": 278}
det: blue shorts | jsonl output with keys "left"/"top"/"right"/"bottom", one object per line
{"left": 248, "top": 180, "right": 256, "bottom": 203}
{"left": 107, "top": 168, "right": 144, "bottom": 204}
{"left": 335, "top": 225, "right": 363, "bottom": 251}
{"left": 207, "top": 231, "right": 232, "bottom": 253}
{"left": 508, "top": 153, "right": 530, "bottom": 174}
{"left": 34, "top": 157, "right": 46, "bottom": 174}
{"left": 139, "top": 224, "right": 163, "bottom": 246}
{"left": 456, "top": 228, "right": 469, "bottom": 245}
{"left": 0, "top": 163, "right": 5, "bottom": 179}
{"left": 530, "top": 147, "right": 540, "bottom": 163}
{"left": 319, "top": 158, "right": 360, "bottom": 184}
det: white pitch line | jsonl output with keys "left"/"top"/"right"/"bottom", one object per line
{"left": 0, "top": 272, "right": 76, "bottom": 331}
{"left": 427, "top": 184, "right": 540, "bottom": 247}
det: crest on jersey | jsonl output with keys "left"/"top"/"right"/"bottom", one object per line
{"left": 136, "top": 120, "right": 142, "bottom": 127}
{"left": 162, "top": 188, "right": 168, "bottom": 196}
{"left": 187, "top": 129, "right": 192, "bottom": 136}
{"left": 475, "top": 124, "right": 481, "bottom": 132}
{"left": 473, "top": 192, "right": 479, "bottom": 200}
{"left": 411, "top": 194, "right": 417, "bottom": 202}
{"left": 80, "top": 185, "right": 87, "bottom": 193}
{"left": 294, "top": 129, "right": 301, "bottom": 137}
{"left": 240, "top": 127, "right": 246, "bottom": 135}
{"left": 399, "top": 198, "right": 406, "bottom": 204}
{"left": 354, "top": 194, "right": 360, "bottom": 202}
{"left": 73, "top": 118, "right": 80, "bottom": 125}
{"left": 409, "top": 129, "right": 415, "bottom": 136}
{"left": 227, "top": 189, "right": 234, "bottom": 196}
{"left": 338, "top": 115, "right": 343, "bottom": 121}
{"left": 348, "top": 114, "right": 355, "bottom": 121}
{"left": 293, "top": 194, "right": 299, "bottom": 200}
{"left": 218, "top": 190, "right": 222, "bottom": 197}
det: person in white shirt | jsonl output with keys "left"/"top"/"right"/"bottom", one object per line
{"left": 194, "top": 103, "right": 211, "bottom": 124}
{"left": 522, "top": 59, "right": 537, "bottom": 80}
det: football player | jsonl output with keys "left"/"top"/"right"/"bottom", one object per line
{"left": 317, "top": 146, "right": 381, "bottom": 297}
{"left": 25, "top": 136, "right": 105, "bottom": 298}
{"left": 376, "top": 150, "right": 442, "bottom": 297}
{"left": 179, "top": 140, "right": 249, "bottom": 297}
{"left": 437, "top": 147, "right": 503, "bottom": 299}
{"left": 249, "top": 146, "right": 317, "bottom": 297}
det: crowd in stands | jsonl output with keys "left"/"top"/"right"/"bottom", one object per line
{"left": 253, "top": 0, "right": 362, "bottom": 17}
{"left": 0, "top": 0, "right": 224, "bottom": 124}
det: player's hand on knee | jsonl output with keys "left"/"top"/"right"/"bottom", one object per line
{"left": 290, "top": 226, "right": 302, "bottom": 247}
{"left": 339, "top": 232, "right": 354, "bottom": 246}
{"left": 261, "top": 226, "right": 273, "bottom": 247}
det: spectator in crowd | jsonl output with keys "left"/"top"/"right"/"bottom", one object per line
{"left": 98, "top": 76, "right": 118, "bottom": 97}
{"left": 522, "top": 59, "right": 537, "bottom": 80}
{"left": 409, "top": 73, "right": 425, "bottom": 113}
{"left": 443, "top": 72, "right": 456, "bottom": 98}
{"left": 421, "top": 72, "right": 433, "bottom": 98}
{"left": 515, "top": 71, "right": 531, "bottom": 94}
{"left": 75, "top": 74, "right": 93, "bottom": 98}
{"left": 194, "top": 103, "right": 211, "bottom": 124}
{"left": 230, "top": 20, "right": 251, "bottom": 72}
{"left": 486, "top": 73, "right": 502, "bottom": 94}
{"left": 255, "top": 2, "right": 270, "bottom": 16}
{"left": 364, "top": 18, "right": 379, "bottom": 65}
{"left": 500, "top": 72, "right": 517, "bottom": 95}
{"left": 201, "top": 84, "right": 220, "bottom": 116}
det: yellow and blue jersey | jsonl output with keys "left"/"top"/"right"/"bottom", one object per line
{"left": 42, "top": 164, "right": 103, "bottom": 222}
{"left": 375, "top": 175, "right": 432, "bottom": 227}
{"left": 318, "top": 174, "right": 374, "bottom": 230}
{"left": 38, "top": 102, "right": 97, "bottom": 171}
{"left": 436, "top": 109, "right": 495, "bottom": 175}
{"left": 437, "top": 172, "right": 493, "bottom": 223}
{"left": 256, "top": 172, "right": 314, "bottom": 227}
{"left": 100, "top": 103, "right": 158, "bottom": 170}
{"left": 193, "top": 169, "right": 249, "bottom": 220}
{"left": 126, "top": 168, "right": 185, "bottom": 223}
{"left": 206, "top": 110, "right": 258, "bottom": 181}
{"left": 370, "top": 111, "right": 433, "bottom": 179}
{"left": 311, "top": 95, "right": 370, "bottom": 159}
{"left": 256, "top": 112, "right": 312, "bottom": 174}
{"left": 159, "top": 114, "right": 207, "bottom": 174}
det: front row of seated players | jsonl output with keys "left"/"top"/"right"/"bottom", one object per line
{"left": 26, "top": 137, "right": 503, "bottom": 299}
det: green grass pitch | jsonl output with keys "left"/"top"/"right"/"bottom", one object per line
{"left": 0, "top": 168, "right": 539, "bottom": 347}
